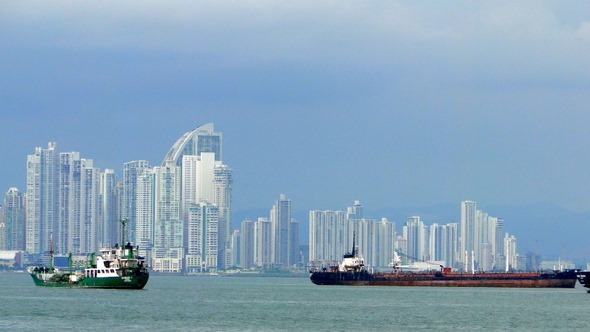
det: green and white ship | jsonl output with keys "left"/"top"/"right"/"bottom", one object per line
{"left": 26, "top": 221, "right": 149, "bottom": 289}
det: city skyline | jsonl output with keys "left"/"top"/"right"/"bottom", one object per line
{"left": 2, "top": 134, "right": 590, "bottom": 261}
{"left": 2, "top": 2, "right": 590, "bottom": 260}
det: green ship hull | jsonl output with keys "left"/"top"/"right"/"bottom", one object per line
{"left": 28, "top": 268, "right": 149, "bottom": 289}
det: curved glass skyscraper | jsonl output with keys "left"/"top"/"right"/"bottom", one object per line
{"left": 152, "top": 123, "right": 232, "bottom": 272}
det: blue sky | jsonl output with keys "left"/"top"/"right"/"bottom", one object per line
{"left": 1, "top": 1, "right": 590, "bottom": 217}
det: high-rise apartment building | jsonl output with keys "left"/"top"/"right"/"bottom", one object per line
{"left": 309, "top": 209, "right": 347, "bottom": 262}
{"left": 26, "top": 142, "right": 58, "bottom": 254}
{"left": 123, "top": 160, "right": 150, "bottom": 244}
{"left": 57, "top": 154, "right": 101, "bottom": 254}
{"left": 309, "top": 201, "right": 396, "bottom": 268}
{"left": 213, "top": 164, "right": 232, "bottom": 269}
{"left": 99, "top": 169, "right": 119, "bottom": 248}
{"left": 3, "top": 188, "right": 25, "bottom": 250}
{"left": 150, "top": 123, "right": 230, "bottom": 273}
{"left": 135, "top": 168, "right": 155, "bottom": 258}
{"left": 185, "top": 201, "right": 218, "bottom": 273}
{"left": 151, "top": 162, "right": 183, "bottom": 272}
{"left": 460, "top": 200, "right": 477, "bottom": 268}
{"left": 504, "top": 233, "right": 518, "bottom": 271}
{"left": 271, "top": 194, "right": 298, "bottom": 267}
{"left": 374, "top": 218, "right": 397, "bottom": 267}
{"left": 403, "top": 216, "right": 427, "bottom": 263}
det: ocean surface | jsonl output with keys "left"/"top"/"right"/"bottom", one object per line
{"left": 1, "top": 272, "right": 589, "bottom": 331}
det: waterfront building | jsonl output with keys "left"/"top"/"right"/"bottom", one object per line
{"left": 151, "top": 162, "right": 183, "bottom": 272}
{"left": 228, "top": 229, "right": 240, "bottom": 268}
{"left": 309, "top": 201, "right": 396, "bottom": 269}
{"left": 79, "top": 158, "right": 100, "bottom": 254}
{"left": 123, "top": 160, "right": 150, "bottom": 244}
{"left": 26, "top": 142, "right": 58, "bottom": 254}
{"left": 3, "top": 188, "right": 25, "bottom": 250}
{"left": 240, "top": 219, "right": 256, "bottom": 269}
{"left": 374, "top": 218, "right": 397, "bottom": 268}
{"left": 213, "top": 164, "right": 233, "bottom": 269}
{"left": 56, "top": 151, "right": 79, "bottom": 254}
{"left": 56, "top": 153, "right": 101, "bottom": 254}
{"left": 256, "top": 217, "right": 273, "bottom": 268}
{"left": 504, "top": 233, "right": 518, "bottom": 271}
{"left": 185, "top": 201, "right": 218, "bottom": 273}
{"left": 460, "top": 200, "right": 477, "bottom": 267}
{"left": 154, "top": 123, "right": 230, "bottom": 272}
{"left": 99, "top": 169, "right": 119, "bottom": 248}
{"left": 270, "top": 194, "right": 298, "bottom": 267}
{"left": 495, "top": 218, "right": 505, "bottom": 264}
{"left": 403, "top": 216, "right": 427, "bottom": 263}
{"left": 135, "top": 168, "right": 155, "bottom": 259}
{"left": 309, "top": 209, "right": 347, "bottom": 261}
{"left": 181, "top": 152, "right": 233, "bottom": 269}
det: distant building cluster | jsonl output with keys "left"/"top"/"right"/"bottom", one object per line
{"left": 0, "top": 123, "right": 532, "bottom": 272}
{"left": 0, "top": 123, "right": 304, "bottom": 273}
{"left": 309, "top": 200, "right": 523, "bottom": 272}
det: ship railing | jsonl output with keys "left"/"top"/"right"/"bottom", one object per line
{"left": 307, "top": 260, "right": 340, "bottom": 272}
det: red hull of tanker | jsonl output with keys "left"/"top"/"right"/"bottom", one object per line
{"left": 310, "top": 270, "right": 578, "bottom": 288}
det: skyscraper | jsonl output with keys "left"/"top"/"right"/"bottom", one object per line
{"left": 460, "top": 200, "right": 477, "bottom": 268}
{"left": 403, "top": 216, "right": 426, "bottom": 263}
{"left": 153, "top": 123, "right": 231, "bottom": 273}
{"left": 185, "top": 201, "right": 219, "bottom": 273}
{"left": 152, "top": 162, "right": 183, "bottom": 272}
{"left": 26, "top": 142, "right": 58, "bottom": 254}
{"left": 135, "top": 168, "right": 155, "bottom": 258}
{"left": 309, "top": 209, "right": 347, "bottom": 262}
{"left": 271, "top": 194, "right": 297, "bottom": 267}
{"left": 123, "top": 160, "right": 150, "bottom": 245}
{"left": 3, "top": 188, "right": 25, "bottom": 250}
{"left": 213, "top": 164, "right": 232, "bottom": 269}
{"left": 99, "top": 169, "right": 119, "bottom": 248}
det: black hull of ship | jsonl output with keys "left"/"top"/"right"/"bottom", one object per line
{"left": 575, "top": 271, "right": 590, "bottom": 292}
{"left": 310, "top": 270, "right": 578, "bottom": 288}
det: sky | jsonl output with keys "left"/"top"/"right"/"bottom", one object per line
{"left": 1, "top": 1, "right": 590, "bottom": 221}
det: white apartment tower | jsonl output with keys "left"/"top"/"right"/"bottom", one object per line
{"left": 240, "top": 219, "right": 256, "bottom": 269}
{"left": 374, "top": 218, "right": 397, "bottom": 268}
{"left": 309, "top": 201, "right": 396, "bottom": 269}
{"left": 135, "top": 168, "right": 155, "bottom": 258}
{"left": 151, "top": 162, "right": 183, "bottom": 272}
{"left": 185, "top": 201, "right": 219, "bottom": 273}
{"left": 123, "top": 160, "right": 150, "bottom": 245}
{"left": 504, "top": 233, "right": 518, "bottom": 271}
{"left": 26, "top": 142, "right": 58, "bottom": 254}
{"left": 3, "top": 188, "right": 25, "bottom": 250}
{"left": 460, "top": 200, "right": 477, "bottom": 268}
{"left": 271, "top": 194, "right": 298, "bottom": 267}
{"left": 99, "top": 169, "right": 118, "bottom": 248}
{"left": 403, "top": 216, "right": 426, "bottom": 263}
{"left": 155, "top": 123, "right": 230, "bottom": 273}
{"left": 57, "top": 154, "right": 101, "bottom": 254}
{"left": 309, "top": 210, "right": 347, "bottom": 262}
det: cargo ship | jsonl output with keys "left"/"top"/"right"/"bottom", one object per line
{"left": 309, "top": 237, "right": 578, "bottom": 288}
{"left": 26, "top": 220, "right": 149, "bottom": 289}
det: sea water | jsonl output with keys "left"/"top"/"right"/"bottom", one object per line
{"left": 1, "top": 272, "right": 589, "bottom": 331}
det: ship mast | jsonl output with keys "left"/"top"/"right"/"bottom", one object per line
{"left": 121, "top": 219, "right": 128, "bottom": 248}
{"left": 352, "top": 232, "right": 356, "bottom": 257}
{"left": 48, "top": 233, "right": 54, "bottom": 269}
